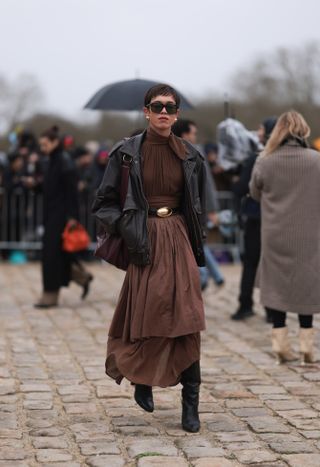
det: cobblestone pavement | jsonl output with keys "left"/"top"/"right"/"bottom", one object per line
{"left": 1, "top": 262, "right": 320, "bottom": 466}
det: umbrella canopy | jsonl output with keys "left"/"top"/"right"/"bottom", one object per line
{"left": 84, "top": 78, "right": 193, "bottom": 111}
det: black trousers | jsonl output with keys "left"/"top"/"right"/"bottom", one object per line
{"left": 181, "top": 360, "right": 201, "bottom": 384}
{"left": 239, "top": 219, "right": 261, "bottom": 310}
{"left": 266, "top": 307, "right": 313, "bottom": 328}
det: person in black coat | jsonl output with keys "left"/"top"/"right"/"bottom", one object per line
{"left": 2, "top": 153, "right": 26, "bottom": 249}
{"left": 231, "top": 117, "right": 277, "bottom": 321}
{"left": 35, "top": 126, "right": 92, "bottom": 308}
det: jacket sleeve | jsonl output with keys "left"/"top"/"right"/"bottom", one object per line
{"left": 249, "top": 157, "right": 264, "bottom": 202}
{"left": 232, "top": 153, "right": 256, "bottom": 199}
{"left": 204, "top": 159, "right": 219, "bottom": 212}
{"left": 197, "top": 155, "right": 207, "bottom": 236}
{"left": 91, "top": 148, "right": 122, "bottom": 235}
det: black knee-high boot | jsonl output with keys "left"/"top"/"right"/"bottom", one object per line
{"left": 181, "top": 361, "right": 201, "bottom": 433}
{"left": 134, "top": 384, "right": 154, "bottom": 413}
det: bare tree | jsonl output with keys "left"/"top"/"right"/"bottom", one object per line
{"left": 0, "top": 73, "right": 44, "bottom": 134}
{"left": 231, "top": 41, "right": 320, "bottom": 107}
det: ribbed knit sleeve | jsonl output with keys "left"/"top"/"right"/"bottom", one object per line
{"left": 249, "top": 156, "right": 264, "bottom": 201}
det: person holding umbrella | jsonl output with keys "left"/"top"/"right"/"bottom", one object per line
{"left": 92, "top": 84, "right": 206, "bottom": 432}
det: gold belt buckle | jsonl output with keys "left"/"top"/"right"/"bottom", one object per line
{"left": 157, "top": 207, "right": 173, "bottom": 218}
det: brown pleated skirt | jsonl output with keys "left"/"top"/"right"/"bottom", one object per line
{"left": 106, "top": 213, "right": 205, "bottom": 388}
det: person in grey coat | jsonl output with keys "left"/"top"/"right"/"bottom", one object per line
{"left": 250, "top": 110, "right": 319, "bottom": 365}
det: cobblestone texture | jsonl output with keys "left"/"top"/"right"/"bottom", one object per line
{"left": 1, "top": 262, "right": 320, "bottom": 466}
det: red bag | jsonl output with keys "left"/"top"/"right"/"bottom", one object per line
{"left": 94, "top": 155, "right": 132, "bottom": 270}
{"left": 62, "top": 220, "right": 90, "bottom": 252}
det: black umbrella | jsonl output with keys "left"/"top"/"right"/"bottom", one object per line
{"left": 84, "top": 78, "right": 193, "bottom": 111}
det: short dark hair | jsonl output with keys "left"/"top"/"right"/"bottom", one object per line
{"left": 172, "top": 119, "right": 196, "bottom": 138}
{"left": 18, "top": 130, "right": 37, "bottom": 151}
{"left": 204, "top": 142, "right": 218, "bottom": 154}
{"left": 72, "top": 146, "right": 89, "bottom": 159}
{"left": 40, "top": 125, "right": 60, "bottom": 141}
{"left": 8, "top": 152, "right": 23, "bottom": 165}
{"left": 144, "top": 84, "right": 181, "bottom": 108}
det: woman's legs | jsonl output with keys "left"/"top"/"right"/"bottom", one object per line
{"left": 269, "top": 308, "right": 287, "bottom": 328}
{"left": 71, "top": 258, "right": 93, "bottom": 300}
{"left": 199, "top": 266, "right": 209, "bottom": 290}
{"left": 299, "top": 315, "right": 313, "bottom": 328}
{"left": 270, "top": 310, "right": 313, "bottom": 328}
{"left": 203, "top": 245, "right": 224, "bottom": 285}
{"left": 268, "top": 308, "right": 313, "bottom": 329}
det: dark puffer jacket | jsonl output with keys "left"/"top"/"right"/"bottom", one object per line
{"left": 92, "top": 130, "right": 207, "bottom": 267}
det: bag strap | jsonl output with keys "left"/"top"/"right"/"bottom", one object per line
{"left": 119, "top": 154, "right": 133, "bottom": 208}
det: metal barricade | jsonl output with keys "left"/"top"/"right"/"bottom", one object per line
{"left": 0, "top": 188, "right": 96, "bottom": 251}
{"left": 0, "top": 188, "right": 43, "bottom": 250}
{"left": 0, "top": 188, "right": 240, "bottom": 260}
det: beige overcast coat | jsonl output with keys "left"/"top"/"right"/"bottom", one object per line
{"left": 250, "top": 141, "right": 320, "bottom": 314}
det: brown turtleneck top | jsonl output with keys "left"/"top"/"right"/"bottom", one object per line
{"left": 141, "top": 127, "right": 186, "bottom": 209}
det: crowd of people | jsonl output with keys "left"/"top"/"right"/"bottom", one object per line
{"left": 0, "top": 119, "right": 236, "bottom": 268}
{"left": 0, "top": 129, "right": 109, "bottom": 200}
{"left": 1, "top": 110, "right": 317, "bottom": 320}
{"left": 0, "top": 117, "right": 257, "bottom": 307}
{"left": 0, "top": 128, "right": 110, "bottom": 263}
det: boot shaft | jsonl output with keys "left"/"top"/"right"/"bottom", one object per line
{"left": 299, "top": 328, "right": 314, "bottom": 354}
{"left": 271, "top": 327, "right": 297, "bottom": 363}
{"left": 299, "top": 328, "right": 316, "bottom": 364}
{"left": 181, "top": 381, "right": 200, "bottom": 433}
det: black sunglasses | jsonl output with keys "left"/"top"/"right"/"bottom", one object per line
{"left": 147, "top": 101, "right": 178, "bottom": 115}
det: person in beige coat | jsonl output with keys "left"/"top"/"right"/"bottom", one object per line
{"left": 250, "top": 111, "right": 319, "bottom": 365}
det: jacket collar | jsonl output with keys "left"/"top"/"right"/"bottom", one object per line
{"left": 282, "top": 137, "right": 308, "bottom": 148}
{"left": 120, "top": 129, "right": 200, "bottom": 161}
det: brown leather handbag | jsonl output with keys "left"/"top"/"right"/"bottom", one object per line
{"left": 94, "top": 155, "right": 132, "bottom": 270}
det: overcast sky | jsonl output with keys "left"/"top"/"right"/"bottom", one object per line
{"left": 1, "top": 0, "right": 320, "bottom": 120}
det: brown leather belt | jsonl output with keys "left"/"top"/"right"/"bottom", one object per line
{"left": 148, "top": 207, "right": 180, "bottom": 218}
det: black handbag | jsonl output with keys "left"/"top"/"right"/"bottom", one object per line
{"left": 94, "top": 155, "right": 132, "bottom": 270}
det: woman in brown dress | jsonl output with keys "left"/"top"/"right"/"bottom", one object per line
{"left": 93, "top": 84, "right": 206, "bottom": 432}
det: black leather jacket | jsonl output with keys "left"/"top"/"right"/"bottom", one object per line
{"left": 92, "top": 130, "right": 207, "bottom": 267}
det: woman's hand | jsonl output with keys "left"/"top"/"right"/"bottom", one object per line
{"left": 67, "top": 218, "right": 78, "bottom": 230}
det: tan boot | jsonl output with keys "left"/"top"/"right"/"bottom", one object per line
{"left": 299, "top": 328, "right": 317, "bottom": 365}
{"left": 34, "top": 291, "right": 59, "bottom": 308}
{"left": 271, "top": 327, "right": 297, "bottom": 364}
